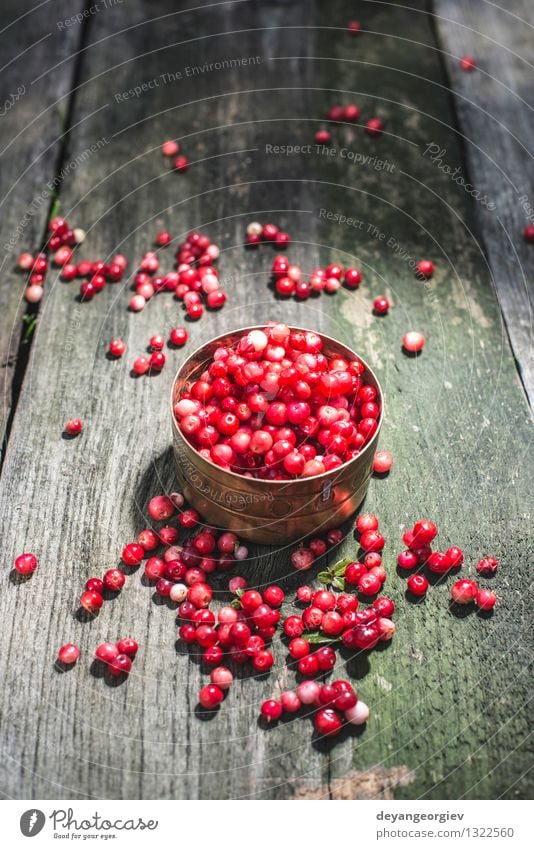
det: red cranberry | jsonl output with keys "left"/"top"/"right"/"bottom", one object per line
{"left": 412, "top": 519, "right": 437, "bottom": 545}
{"left": 445, "top": 546, "right": 464, "bottom": 568}
{"left": 407, "top": 574, "right": 429, "bottom": 596}
{"left": 170, "top": 326, "right": 188, "bottom": 346}
{"left": 315, "top": 708, "right": 343, "bottom": 737}
{"left": 57, "top": 643, "right": 80, "bottom": 665}
{"left": 103, "top": 569, "right": 125, "bottom": 592}
{"left": 85, "top": 577, "right": 104, "bottom": 594}
{"left": 109, "top": 338, "right": 126, "bottom": 357}
{"left": 122, "top": 543, "right": 144, "bottom": 565}
{"left": 298, "top": 654, "right": 319, "bottom": 677}
{"left": 402, "top": 331, "right": 426, "bottom": 353}
{"left": 476, "top": 556, "right": 498, "bottom": 576}
{"left": 117, "top": 638, "right": 138, "bottom": 657}
{"left": 416, "top": 260, "right": 434, "bottom": 279}
{"left": 315, "top": 646, "right": 337, "bottom": 670}
{"left": 261, "top": 699, "right": 282, "bottom": 722}
{"left": 460, "top": 55, "right": 476, "bottom": 71}
{"left": 80, "top": 590, "right": 104, "bottom": 613}
{"left": 345, "top": 561, "right": 367, "bottom": 584}
{"left": 397, "top": 550, "right": 418, "bottom": 570}
{"left": 373, "top": 297, "right": 390, "bottom": 315}
{"left": 315, "top": 129, "right": 332, "bottom": 144}
{"left": 475, "top": 588, "right": 496, "bottom": 610}
{"left": 365, "top": 118, "right": 383, "bottom": 136}
{"left": 64, "top": 419, "right": 83, "bottom": 436}
{"left": 95, "top": 642, "right": 119, "bottom": 664}
{"left": 427, "top": 552, "right": 450, "bottom": 574}
{"left": 174, "top": 155, "right": 189, "bottom": 172}
{"left": 252, "top": 650, "right": 274, "bottom": 672}
{"left": 360, "top": 530, "right": 385, "bottom": 552}
{"left": 373, "top": 596, "right": 395, "bottom": 617}
{"left": 109, "top": 654, "right": 132, "bottom": 677}
{"left": 210, "top": 666, "right": 233, "bottom": 689}
{"left": 281, "top": 691, "right": 301, "bottom": 713}
{"left": 14, "top": 552, "right": 38, "bottom": 575}
{"left": 451, "top": 579, "right": 478, "bottom": 605}
{"left": 355, "top": 513, "right": 379, "bottom": 533}
{"left": 133, "top": 357, "right": 150, "bottom": 375}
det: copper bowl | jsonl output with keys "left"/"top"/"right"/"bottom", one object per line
{"left": 170, "top": 326, "right": 383, "bottom": 545}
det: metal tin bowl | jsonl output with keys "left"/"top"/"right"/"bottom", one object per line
{"left": 170, "top": 326, "right": 383, "bottom": 545}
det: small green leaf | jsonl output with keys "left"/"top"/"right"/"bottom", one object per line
{"left": 317, "top": 570, "right": 332, "bottom": 585}
{"left": 332, "top": 577, "right": 345, "bottom": 591}
{"left": 230, "top": 598, "right": 242, "bottom": 609}
{"left": 334, "top": 558, "right": 352, "bottom": 576}
{"left": 22, "top": 315, "right": 37, "bottom": 342}
{"left": 235, "top": 588, "right": 245, "bottom": 598}
{"left": 49, "top": 194, "right": 61, "bottom": 221}
{"left": 305, "top": 632, "right": 340, "bottom": 645}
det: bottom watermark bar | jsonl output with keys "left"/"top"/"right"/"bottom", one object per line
{"left": 2, "top": 800, "right": 531, "bottom": 847}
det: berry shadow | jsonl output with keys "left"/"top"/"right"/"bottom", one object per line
{"left": 401, "top": 348, "right": 423, "bottom": 359}
{"left": 89, "top": 658, "right": 128, "bottom": 687}
{"left": 74, "top": 607, "right": 98, "bottom": 623}
{"left": 54, "top": 660, "right": 77, "bottom": 674}
{"left": 194, "top": 704, "right": 220, "bottom": 721}
{"left": 61, "top": 431, "right": 81, "bottom": 441}
{"left": 476, "top": 608, "right": 495, "bottom": 620}
{"left": 404, "top": 589, "right": 426, "bottom": 605}
{"left": 311, "top": 721, "right": 366, "bottom": 752}
{"left": 9, "top": 569, "right": 33, "bottom": 585}
{"left": 448, "top": 600, "right": 476, "bottom": 619}
{"left": 340, "top": 649, "right": 371, "bottom": 680}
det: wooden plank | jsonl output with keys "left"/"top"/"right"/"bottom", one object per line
{"left": 0, "top": 0, "right": 85, "bottom": 448}
{"left": 0, "top": 0, "right": 532, "bottom": 801}
{"left": 434, "top": 0, "right": 534, "bottom": 406}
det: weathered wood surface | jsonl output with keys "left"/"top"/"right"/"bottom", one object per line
{"left": 435, "top": 0, "right": 534, "bottom": 407}
{"left": 0, "top": 0, "right": 85, "bottom": 448}
{"left": 0, "top": 0, "right": 532, "bottom": 800}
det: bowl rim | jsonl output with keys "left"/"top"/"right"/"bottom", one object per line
{"left": 170, "top": 324, "right": 384, "bottom": 487}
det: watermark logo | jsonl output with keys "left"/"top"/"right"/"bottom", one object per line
{"left": 422, "top": 142, "right": 496, "bottom": 210}
{"left": 20, "top": 809, "right": 46, "bottom": 837}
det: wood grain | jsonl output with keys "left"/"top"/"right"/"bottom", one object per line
{"left": 0, "top": 0, "right": 532, "bottom": 800}
{"left": 434, "top": 0, "right": 534, "bottom": 406}
{"left": 0, "top": 0, "right": 85, "bottom": 448}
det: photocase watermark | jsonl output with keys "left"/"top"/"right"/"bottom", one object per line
{"left": 422, "top": 142, "right": 496, "bottom": 210}
{"left": 0, "top": 84, "right": 25, "bottom": 118}
{"left": 57, "top": 0, "right": 124, "bottom": 30}
{"left": 114, "top": 56, "right": 262, "bottom": 102}
{"left": 4, "top": 136, "right": 109, "bottom": 253}
{"left": 179, "top": 456, "right": 273, "bottom": 512}
{"left": 264, "top": 142, "right": 395, "bottom": 173}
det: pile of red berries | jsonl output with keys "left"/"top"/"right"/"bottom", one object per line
{"left": 129, "top": 230, "right": 225, "bottom": 319}
{"left": 161, "top": 139, "right": 189, "bottom": 172}
{"left": 173, "top": 324, "right": 380, "bottom": 478}
{"left": 245, "top": 221, "right": 291, "bottom": 248}
{"left": 130, "top": 328, "right": 188, "bottom": 376}
{"left": 188, "top": 584, "right": 286, "bottom": 709}
{"left": 290, "top": 528, "right": 344, "bottom": 572}
{"left": 283, "top": 583, "right": 395, "bottom": 657}
{"left": 261, "top": 679, "right": 369, "bottom": 737}
{"left": 314, "top": 105, "right": 384, "bottom": 144}
{"left": 78, "top": 492, "right": 248, "bottom": 616}
{"left": 271, "top": 254, "right": 362, "bottom": 300}
{"left": 396, "top": 518, "right": 498, "bottom": 610}
{"left": 17, "top": 216, "right": 127, "bottom": 305}
{"left": 94, "top": 637, "right": 139, "bottom": 678}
